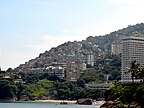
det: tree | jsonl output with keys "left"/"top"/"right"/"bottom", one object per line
{"left": 47, "top": 74, "right": 61, "bottom": 81}
{"left": 134, "top": 86, "right": 144, "bottom": 104}
{"left": 128, "top": 61, "right": 140, "bottom": 84}
{"left": 0, "top": 67, "right": 5, "bottom": 74}
{"left": 6, "top": 68, "right": 13, "bottom": 72}
{"left": 0, "top": 79, "right": 17, "bottom": 99}
{"left": 16, "top": 83, "right": 25, "bottom": 100}
{"left": 138, "top": 68, "right": 144, "bottom": 79}
{"left": 76, "top": 79, "right": 85, "bottom": 88}
{"left": 80, "top": 68, "right": 99, "bottom": 83}
{"left": 120, "top": 86, "right": 136, "bottom": 104}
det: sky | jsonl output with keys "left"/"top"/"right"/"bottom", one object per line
{"left": 1, "top": 0, "right": 144, "bottom": 70}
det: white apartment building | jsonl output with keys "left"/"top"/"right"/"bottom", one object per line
{"left": 45, "top": 66, "right": 65, "bottom": 79}
{"left": 87, "top": 54, "right": 94, "bottom": 66}
{"left": 121, "top": 36, "right": 144, "bottom": 80}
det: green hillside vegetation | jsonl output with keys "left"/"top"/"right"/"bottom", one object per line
{"left": 25, "top": 79, "right": 53, "bottom": 99}
{"left": 80, "top": 54, "right": 121, "bottom": 83}
{"left": 0, "top": 78, "right": 104, "bottom": 101}
{"left": 0, "top": 79, "right": 17, "bottom": 100}
{"left": 104, "top": 85, "right": 144, "bottom": 107}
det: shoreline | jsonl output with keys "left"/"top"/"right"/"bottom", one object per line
{"left": 34, "top": 100, "right": 76, "bottom": 104}
{"left": 34, "top": 99, "right": 105, "bottom": 104}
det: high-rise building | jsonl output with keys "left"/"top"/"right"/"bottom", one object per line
{"left": 121, "top": 36, "right": 144, "bottom": 80}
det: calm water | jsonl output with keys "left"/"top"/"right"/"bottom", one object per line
{"left": 0, "top": 102, "right": 101, "bottom": 108}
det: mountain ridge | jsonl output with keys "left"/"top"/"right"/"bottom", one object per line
{"left": 15, "top": 23, "right": 144, "bottom": 72}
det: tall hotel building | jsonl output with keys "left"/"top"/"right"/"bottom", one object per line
{"left": 121, "top": 36, "right": 144, "bottom": 80}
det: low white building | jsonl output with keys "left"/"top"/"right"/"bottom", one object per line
{"left": 45, "top": 66, "right": 65, "bottom": 79}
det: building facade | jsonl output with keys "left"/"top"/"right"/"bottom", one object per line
{"left": 111, "top": 40, "right": 122, "bottom": 55}
{"left": 121, "top": 36, "right": 144, "bottom": 80}
{"left": 44, "top": 62, "right": 67, "bottom": 80}
{"left": 87, "top": 54, "right": 94, "bottom": 66}
{"left": 66, "top": 62, "right": 81, "bottom": 81}
{"left": 45, "top": 66, "right": 65, "bottom": 80}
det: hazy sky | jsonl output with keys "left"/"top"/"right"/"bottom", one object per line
{"left": 1, "top": 0, "right": 144, "bottom": 70}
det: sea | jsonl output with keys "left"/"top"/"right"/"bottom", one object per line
{"left": 0, "top": 101, "right": 101, "bottom": 108}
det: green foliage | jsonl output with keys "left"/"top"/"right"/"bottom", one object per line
{"left": 129, "top": 61, "right": 140, "bottom": 82}
{"left": 52, "top": 81, "right": 103, "bottom": 100}
{"left": 76, "top": 79, "right": 85, "bottom": 88}
{"left": 95, "top": 54, "right": 121, "bottom": 81}
{"left": 80, "top": 68, "right": 100, "bottom": 83}
{"left": 134, "top": 86, "right": 144, "bottom": 105}
{"left": 79, "top": 54, "right": 121, "bottom": 84}
{"left": 23, "top": 79, "right": 53, "bottom": 98}
{"left": 120, "top": 86, "right": 136, "bottom": 103}
{"left": 73, "top": 87, "right": 86, "bottom": 99}
{"left": 21, "top": 73, "right": 39, "bottom": 83}
{"left": 103, "top": 60, "right": 144, "bottom": 106}
{"left": 31, "top": 87, "right": 47, "bottom": 98}
{"left": 110, "top": 69, "right": 121, "bottom": 80}
{"left": 0, "top": 79, "right": 18, "bottom": 99}
{"left": 104, "top": 86, "right": 116, "bottom": 101}
{"left": 47, "top": 74, "right": 60, "bottom": 81}
{"left": 16, "top": 83, "right": 25, "bottom": 100}
{"left": 105, "top": 85, "right": 144, "bottom": 105}
{"left": 6, "top": 68, "right": 13, "bottom": 72}
{"left": 37, "top": 79, "right": 53, "bottom": 89}
{"left": 139, "top": 68, "right": 144, "bottom": 79}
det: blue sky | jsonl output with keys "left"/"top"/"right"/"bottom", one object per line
{"left": 1, "top": 0, "right": 144, "bottom": 70}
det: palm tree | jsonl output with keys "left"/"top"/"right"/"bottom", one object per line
{"left": 128, "top": 60, "right": 140, "bottom": 84}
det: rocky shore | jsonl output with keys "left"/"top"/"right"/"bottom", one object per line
{"left": 100, "top": 101, "right": 142, "bottom": 108}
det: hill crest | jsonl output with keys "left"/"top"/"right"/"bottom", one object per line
{"left": 15, "top": 23, "right": 144, "bottom": 72}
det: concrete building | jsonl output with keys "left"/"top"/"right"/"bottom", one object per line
{"left": 121, "top": 36, "right": 144, "bottom": 80}
{"left": 66, "top": 62, "right": 81, "bottom": 81}
{"left": 111, "top": 40, "right": 122, "bottom": 55}
{"left": 87, "top": 53, "right": 94, "bottom": 66}
{"left": 45, "top": 66, "right": 65, "bottom": 80}
{"left": 44, "top": 63, "right": 67, "bottom": 80}
{"left": 81, "top": 63, "right": 87, "bottom": 71}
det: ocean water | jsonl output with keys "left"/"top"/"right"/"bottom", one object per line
{"left": 0, "top": 102, "right": 101, "bottom": 108}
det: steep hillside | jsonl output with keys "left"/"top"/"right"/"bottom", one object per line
{"left": 86, "top": 23, "right": 144, "bottom": 52}
{"left": 15, "top": 23, "right": 144, "bottom": 72}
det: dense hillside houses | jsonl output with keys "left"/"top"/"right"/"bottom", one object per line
{"left": 14, "top": 23, "right": 144, "bottom": 81}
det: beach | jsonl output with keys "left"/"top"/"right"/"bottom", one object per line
{"left": 35, "top": 100, "right": 76, "bottom": 104}
{"left": 34, "top": 99, "right": 105, "bottom": 104}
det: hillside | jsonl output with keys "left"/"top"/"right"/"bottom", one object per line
{"left": 15, "top": 23, "right": 144, "bottom": 72}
